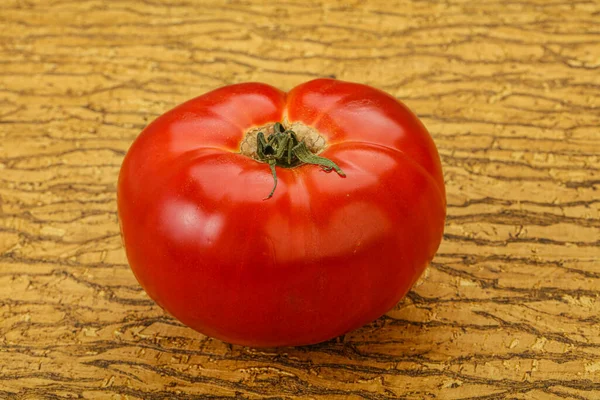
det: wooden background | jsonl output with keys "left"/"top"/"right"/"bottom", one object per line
{"left": 1, "top": 0, "right": 599, "bottom": 399}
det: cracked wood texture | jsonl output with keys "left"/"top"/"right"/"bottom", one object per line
{"left": 0, "top": 0, "right": 599, "bottom": 399}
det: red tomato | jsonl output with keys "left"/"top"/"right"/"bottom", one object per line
{"left": 118, "top": 79, "right": 446, "bottom": 347}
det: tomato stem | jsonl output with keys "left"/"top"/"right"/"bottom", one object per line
{"left": 256, "top": 122, "right": 345, "bottom": 199}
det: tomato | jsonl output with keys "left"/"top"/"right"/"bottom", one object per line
{"left": 117, "top": 79, "right": 446, "bottom": 347}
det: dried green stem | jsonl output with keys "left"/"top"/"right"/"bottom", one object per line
{"left": 256, "top": 122, "right": 345, "bottom": 199}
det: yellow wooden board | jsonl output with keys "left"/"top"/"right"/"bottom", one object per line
{"left": 1, "top": 0, "right": 599, "bottom": 398}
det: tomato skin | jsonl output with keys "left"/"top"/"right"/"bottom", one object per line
{"left": 118, "top": 79, "right": 446, "bottom": 347}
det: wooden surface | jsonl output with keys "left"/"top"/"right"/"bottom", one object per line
{"left": 1, "top": 0, "right": 599, "bottom": 399}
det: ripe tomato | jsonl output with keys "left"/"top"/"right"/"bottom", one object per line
{"left": 118, "top": 79, "right": 446, "bottom": 347}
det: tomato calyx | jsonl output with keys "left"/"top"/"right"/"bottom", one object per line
{"left": 255, "top": 122, "right": 345, "bottom": 199}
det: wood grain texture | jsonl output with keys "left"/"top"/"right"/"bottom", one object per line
{"left": 1, "top": 0, "right": 599, "bottom": 398}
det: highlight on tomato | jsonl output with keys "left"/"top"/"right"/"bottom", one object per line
{"left": 117, "top": 79, "right": 446, "bottom": 347}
